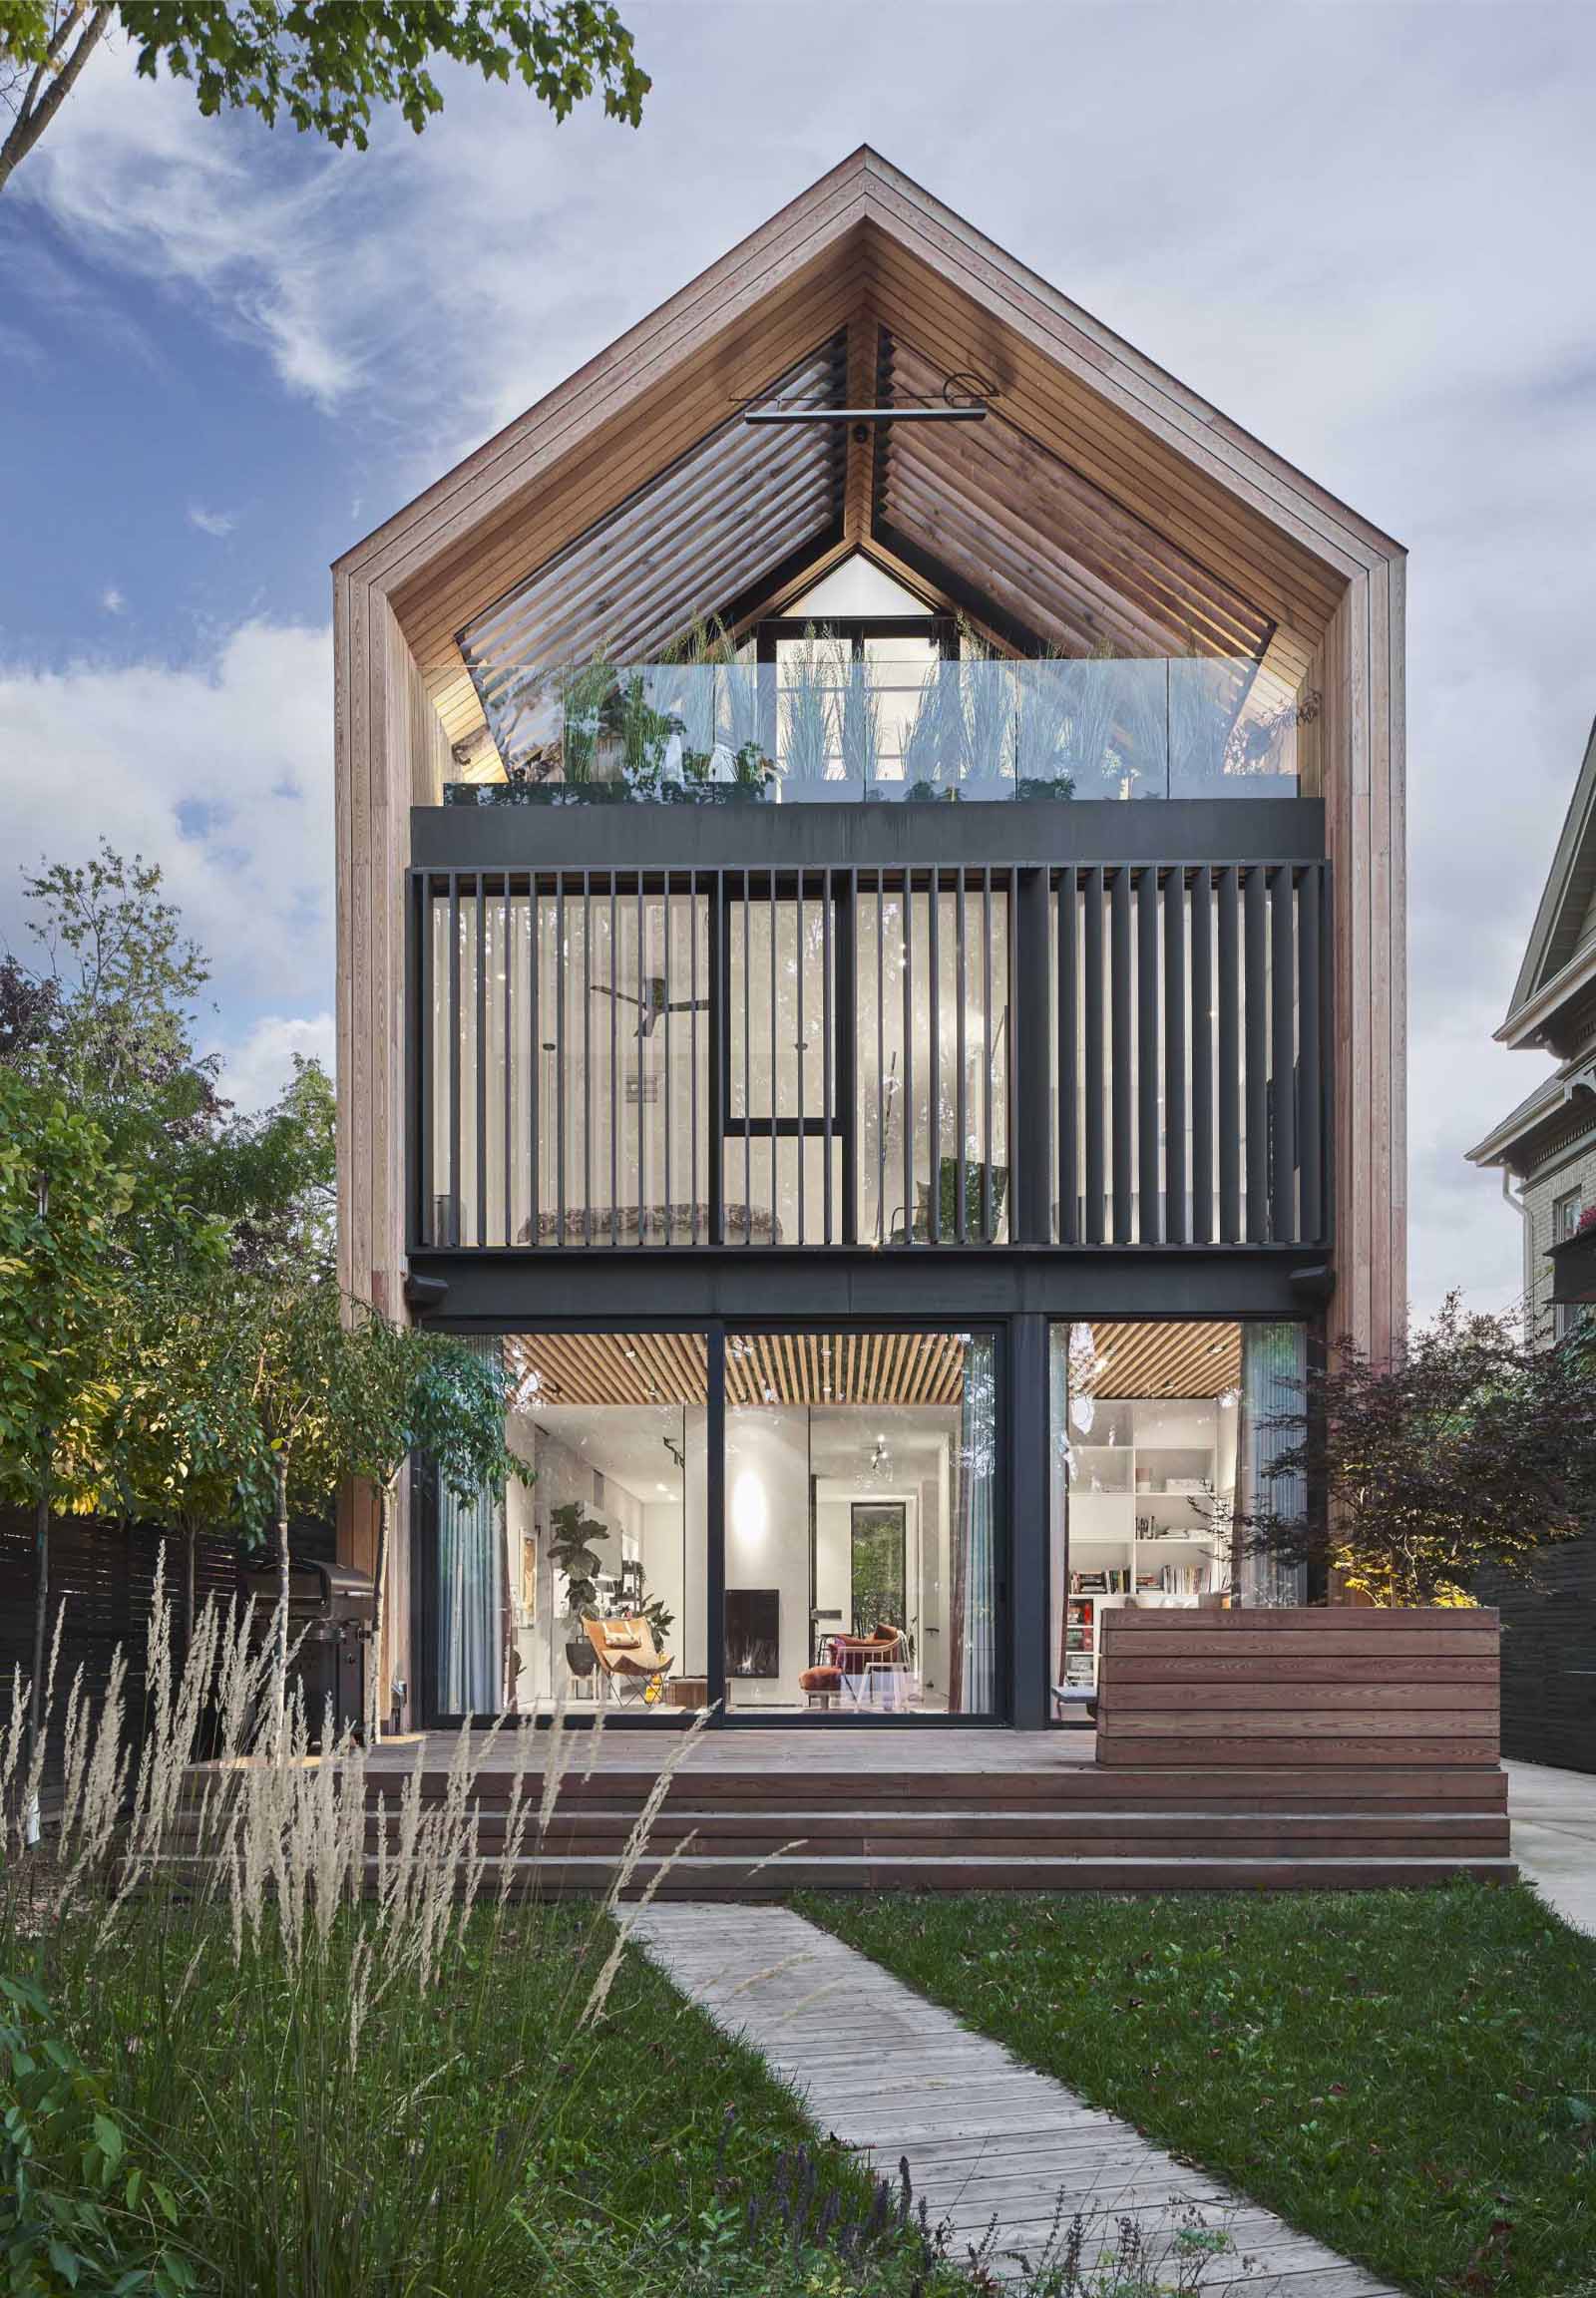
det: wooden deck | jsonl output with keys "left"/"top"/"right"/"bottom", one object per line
{"left": 358, "top": 1722, "right": 1514, "bottom": 1896}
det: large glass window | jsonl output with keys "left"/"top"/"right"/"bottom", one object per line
{"left": 491, "top": 1332, "right": 709, "bottom": 1715}
{"left": 725, "top": 1329, "right": 1000, "bottom": 1716}
{"left": 427, "top": 881, "right": 711, "bottom": 1250}
{"left": 857, "top": 881, "right": 1010, "bottom": 1246}
{"left": 1046, "top": 1321, "right": 1307, "bottom": 1721}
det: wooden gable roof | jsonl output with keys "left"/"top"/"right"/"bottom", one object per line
{"left": 336, "top": 148, "right": 1401, "bottom": 778}
{"left": 1500, "top": 715, "right": 1596, "bottom": 1050}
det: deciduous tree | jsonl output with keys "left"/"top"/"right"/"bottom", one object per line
{"left": 336, "top": 1315, "right": 529, "bottom": 1733}
{"left": 1238, "top": 1294, "right": 1596, "bottom": 1607}
{"left": 0, "top": 1070, "right": 134, "bottom": 1739}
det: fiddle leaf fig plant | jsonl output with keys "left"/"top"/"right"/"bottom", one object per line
{"left": 548, "top": 1498, "right": 608, "bottom": 1655}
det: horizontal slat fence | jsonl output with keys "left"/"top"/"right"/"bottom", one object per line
{"left": 0, "top": 1510, "right": 330, "bottom": 1803}
{"left": 1096, "top": 1607, "right": 1501, "bottom": 1769}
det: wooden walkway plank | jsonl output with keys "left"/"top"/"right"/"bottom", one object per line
{"left": 629, "top": 1905, "right": 1398, "bottom": 2294}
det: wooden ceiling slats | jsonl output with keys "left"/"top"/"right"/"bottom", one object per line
{"left": 883, "top": 456, "right": 1205, "bottom": 662}
{"left": 462, "top": 343, "right": 845, "bottom": 668}
{"left": 463, "top": 406, "right": 840, "bottom": 694}
{"left": 1083, "top": 1321, "right": 1243, "bottom": 1401}
{"left": 407, "top": 198, "right": 1367, "bottom": 764}
{"left": 361, "top": 151, "right": 1396, "bottom": 759}
{"left": 861, "top": 248, "right": 1351, "bottom": 630}
{"left": 400, "top": 260, "right": 868, "bottom": 670}
{"left": 422, "top": 287, "right": 866, "bottom": 745}
{"left": 880, "top": 334, "right": 1273, "bottom": 661}
{"left": 885, "top": 433, "right": 1251, "bottom": 662}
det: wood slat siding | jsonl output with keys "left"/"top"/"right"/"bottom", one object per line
{"left": 1097, "top": 1609, "right": 1501, "bottom": 1770}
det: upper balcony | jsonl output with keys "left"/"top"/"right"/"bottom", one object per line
{"left": 440, "top": 646, "right": 1314, "bottom": 812}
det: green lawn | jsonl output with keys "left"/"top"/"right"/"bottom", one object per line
{"left": 798, "top": 1882, "right": 1596, "bottom": 2298}
{"left": 12, "top": 1897, "right": 952, "bottom": 2298}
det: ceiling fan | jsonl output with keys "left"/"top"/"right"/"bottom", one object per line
{"left": 592, "top": 974, "right": 709, "bottom": 1038}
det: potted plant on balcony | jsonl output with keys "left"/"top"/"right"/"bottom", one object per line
{"left": 839, "top": 651, "right": 882, "bottom": 793}
{"left": 779, "top": 631, "right": 844, "bottom": 801}
{"left": 959, "top": 648, "right": 1014, "bottom": 796}
{"left": 901, "top": 665, "right": 962, "bottom": 802}
{"left": 548, "top": 1497, "right": 608, "bottom": 1678}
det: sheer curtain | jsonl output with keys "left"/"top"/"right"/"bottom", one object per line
{"left": 1237, "top": 1322, "right": 1308, "bottom": 1607}
{"left": 949, "top": 1335, "right": 998, "bottom": 1712}
{"left": 436, "top": 1338, "right": 507, "bottom": 1714}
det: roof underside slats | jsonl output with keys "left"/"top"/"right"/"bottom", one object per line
{"left": 873, "top": 332, "right": 1274, "bottom": 663}
{"left": 459, "top": 337, "right": 847, "bottom": 774}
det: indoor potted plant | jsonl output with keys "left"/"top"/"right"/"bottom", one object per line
{"left": 547, "top": 1498, "right": 608, "bottom": 1678}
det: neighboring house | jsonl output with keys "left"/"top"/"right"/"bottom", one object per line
{"left": 1467, "top": 717, "right": 1596, "bottom": 1771}
{"left": 333, "top": 150, "right": 1407, "bottom": 1734}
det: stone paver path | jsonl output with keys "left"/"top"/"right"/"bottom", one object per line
{"left": 631, "top": 1904, "right": 1397, "bottom": 2294}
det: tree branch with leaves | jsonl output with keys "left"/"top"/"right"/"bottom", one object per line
{"left": 1, "top": 0, "right": 647, "bottom": 195}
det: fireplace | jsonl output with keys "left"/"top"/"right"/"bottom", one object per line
{"left": 725, "top": 1588, "right": 779, "bottom": 1679}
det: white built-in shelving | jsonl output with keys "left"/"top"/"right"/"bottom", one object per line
{"left": 1063, "top": 1396, "right": 1235, "bottom": 1689}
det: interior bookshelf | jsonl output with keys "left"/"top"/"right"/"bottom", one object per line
{"left": 1063, "top": 1395, "right": 1236, "bottom": 1689}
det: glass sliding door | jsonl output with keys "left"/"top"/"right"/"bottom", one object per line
{"left": 496, "top": 1331, "right": 709, "bottom": 1715}
{"left": 723, "top": 1328, "right": 1001, "bottom": 1718}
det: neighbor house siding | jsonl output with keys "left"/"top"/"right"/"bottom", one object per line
{"left": 1521, "top": 1129, "right": 1596, "bottom": 1336}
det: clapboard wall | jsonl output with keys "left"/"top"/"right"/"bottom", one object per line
{"left": 1481, "top": 1545, "right": 1596, "bottom": 1775}
{"left": 1096, "top": 1607, "right": 1502, "bottom": 1769}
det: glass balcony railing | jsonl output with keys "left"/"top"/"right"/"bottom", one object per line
{"left": 447, "top": 654, "right": 1316, "bottom": 806}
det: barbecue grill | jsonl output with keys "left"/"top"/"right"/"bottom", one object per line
{"left": 241, "top": 1556, "right": 375, "bottom": 1742}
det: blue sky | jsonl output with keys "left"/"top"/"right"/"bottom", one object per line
{"left": 3, "top": 0, "right": 1595, "bottom": 1321}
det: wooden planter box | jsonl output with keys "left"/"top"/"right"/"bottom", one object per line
{"left": 1096, "top": 1606, "right": 1501, "bottom": 1769}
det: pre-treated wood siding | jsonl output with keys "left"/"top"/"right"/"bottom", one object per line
{"left": 1096, "top": 1606, "right": 1500, "bottom": 1769}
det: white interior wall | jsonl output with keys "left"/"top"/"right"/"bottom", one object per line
{"left": 725, "top": 1408, "right": 809, "bottom": 1706}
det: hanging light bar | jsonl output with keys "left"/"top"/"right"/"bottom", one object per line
{"left": 741, "top": 402, "right": 988, "bottom": 425}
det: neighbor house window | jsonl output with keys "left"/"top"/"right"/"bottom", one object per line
{"left": 1553, "top": 1187, "right": 1586, "bottom": 1340}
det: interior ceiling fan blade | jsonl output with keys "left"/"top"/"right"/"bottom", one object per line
{"left": 593, "top": 982, "right": 642, "bottom": 1005}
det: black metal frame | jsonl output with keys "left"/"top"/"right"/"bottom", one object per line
{"left": 409, "top": 849, "right": 1330, "bottom": 1267}
{"left": 413, "top": 1310, "right": 1014, "bottom": 1731}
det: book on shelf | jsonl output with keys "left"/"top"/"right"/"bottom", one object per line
{"left": 1069, "top": 1568, "right": 1128, "bottom": 1594}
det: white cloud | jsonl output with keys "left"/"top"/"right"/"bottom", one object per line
{"left": 216, "top": 1009, "right": 336, "bottom": 1117}
{"left": 187, "top": 504, "right": 235, "bottom": 539}
{"left": 0, "top": 620, "right": 333, "bottom": 1027}
{"left": 101, "top": 586, "right": 126, "bottom": 614}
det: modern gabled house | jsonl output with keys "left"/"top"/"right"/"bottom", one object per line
{"left": 333, "top": 149, "right": 1408, "bottom": 1740}
{"left": 1467, "top": 716, "right": 1596, "bottom": 1770}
